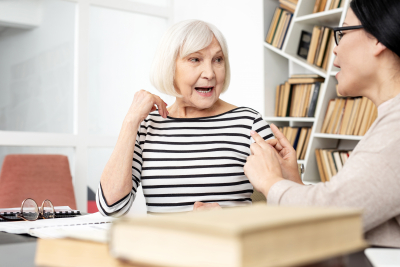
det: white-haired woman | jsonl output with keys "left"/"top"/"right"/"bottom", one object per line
{"left": 96, "top": 20, "right": 273, "bottom": 216}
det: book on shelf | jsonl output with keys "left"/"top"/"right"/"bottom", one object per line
{"left": 277, "top": 126, "right": 312, "bottom": 160}
{"left": 305, "top": 26, "right": 335, "bottom": 71}
{"left": 265, "top": 7, "right": 293, "bottom": 49}
{"left": 316, "top": 149, "right": 352, "bottom": 181}
{"left": 313, "top": 0, "right": 344, "bottom": 13}
{"left": 297, "top": 30, "right": 312, "bottom": 60}
{"left": 275, "top": 75, "right": 324, "bottom": 117}
{"left": 320, "top": 97, "right": 377, "bottom": 136}
{"left": 109, "top": 204, "right": 366, "bottom": 267}
{"left": 279, "top": 0, "right": 298, "bottom": 13}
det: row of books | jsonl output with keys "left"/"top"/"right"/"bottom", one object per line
{"left": 265, "top": 6, "right": 293, "bottom": 49}
{"left": 274, "top": 75, "right": 324, "bottom": 117}
{"left": 277, "top": 126, "right": 312, "bottom": 160}
{"left": 315, "top": 149, "right": 352, "bottom": 182}
{"left": 321, "top": 96, "right": 377, "bottom": 136}
{"left": 306, "top": 26, "right": 335, "bottom": 70}
{"left": 313, "top": 0, "right": 344, "bottom": 13}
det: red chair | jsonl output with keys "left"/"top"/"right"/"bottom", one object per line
{"left": 0, "top": 154, "right": 77, "bottom": 209}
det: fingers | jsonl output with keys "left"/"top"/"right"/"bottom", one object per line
{"left": 153, "top": 95, "right": 168, "bottom": 118}
{"left": 270, "top": 124, "right": 292, "bottom": 149}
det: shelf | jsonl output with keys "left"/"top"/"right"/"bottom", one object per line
{"left": 263, "top": 117, "right": 316, "bottom": 122}
{"left": 264, "top": 42, "right": 328, "bottom": 78}
{"left": 313, "top": 133, "right": 363, "bottom": 141}
{"left": 297, "top": 160, "right": 305, "bottom": 165}
{"left": 295, "top": 8, "right": 343, "bottom": 26}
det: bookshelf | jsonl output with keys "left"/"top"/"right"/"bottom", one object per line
{"left": 262, "top": 0, "right": 360, "bottom": 183}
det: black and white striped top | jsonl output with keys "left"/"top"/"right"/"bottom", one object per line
{"left": 96, "top": 107, "right": 273, "bottom": 216}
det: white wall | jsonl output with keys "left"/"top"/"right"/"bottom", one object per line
{"left": 173, "top": 0, "right": 265, "bottom": 114}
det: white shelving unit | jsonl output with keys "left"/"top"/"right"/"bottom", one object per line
{"left": 262, "top": 0, "right": 361, "bottom": 183}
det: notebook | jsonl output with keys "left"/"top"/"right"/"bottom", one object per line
{"left": 0, "top": 206, "right": 81, "bottom": 222}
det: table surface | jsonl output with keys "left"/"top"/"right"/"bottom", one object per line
{"left": 0, "top": 231, "right": 375, "bottom": 267}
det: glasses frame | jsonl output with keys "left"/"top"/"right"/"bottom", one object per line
{"left": 333, "top": 25, "right": 364, "bottom": 46}
{"left": 0, "top": 198, "right": 55, "bottom": 221}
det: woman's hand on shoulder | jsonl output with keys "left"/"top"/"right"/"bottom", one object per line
{"left": 192, "top": 202, "right": 222, "bottom": 212}
{"left": 125, "top": 90, "right": 169, "bottom": 126}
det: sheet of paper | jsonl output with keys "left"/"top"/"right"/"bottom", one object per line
{"left": 0, "top": 212, "right": 114, "bottom": 235}
{"left": 364, "top": 248, "right": 400, "bottom": 267}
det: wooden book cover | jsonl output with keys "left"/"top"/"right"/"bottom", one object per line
{"left": 289, "top": 84, "right": 298, "bottom": 117}
{"left": 346, "top": 98, "right": 361, "bottom": 135}
{"left": 274, "top": 85, "right": 281, "bottom": 117}
{"left": 358, "top": 99, "right": 374, "bottom": 136}
{"left": 279, "top": 3, "right": 295, "bottom": 14}
{"left": 277, "top": 13, "right": 293, "bottom": 49}
{"left": 327, "top": 150, "right": 338, "bottom": 176}
{"left": 326, "top": 98, "right": 342, "bottom": 134}
{"left": 302, "top": 84, "right": 313, "bottom": 117}
{"left": 300, "top": 128, "right": 312, "bottom": 160}
{"left": 296, "top": 127, "right": 308, "bottom": 159}
{"left": 321, "top": 150, "right": 333, "bottom": 181}
{"left": 314, "top": 26, "right": 326, "bottom": 65}
{"left": 307, "top": 26, "right": 322, "bottom": 64}
{"left": 288, "top": 77, "right": 325, "bottom": 84}
{"left": 318, "top": 0, "right": 329, "bottom": 12}
{"left": 281, "top": 82, "right": 292, "bottom": 117}
{"left": 315, "top": 149, "right": 326, "bottom": 182}
{"left": 325, "top": 0, "right": 333, "bottom": 11}
{"left": 316, "top": 28, "right": 331, "bottom": 67}
{"left": 278, "top": 84, "right": 285, "bottom": 117}
{"left": 321, "top": 99, "right": 335, "bottom": 133}
{"left": 332, "top": 99, "right": 346, "bottom": 134}
{"left": 272, "top": 10, "right": 289, "bottom": 47}
{"left": 313, "top": 0, "right": 322, "bottom": 13}
{"left": 266, "top": 8, "right": 283, "bottom": 43}
{"left": 353, "top": 97, "right": 368, "bottom": 135}
{"left": 279, "top": 0, "right": 297, "bottom": 10}
{"left": 339, "top": 98, "right": 354, "bottom": 135}
{"left": 110, "top": 204, "right": 366, "bottom": 267}
{"left": 35, "top": 238, "right": 134, "bottom": 267}
{"left": 295, "top": 84, "right": 306, "bottom": 117}
{"left": 322, "top": 32, "right": 334, "bottom": 70}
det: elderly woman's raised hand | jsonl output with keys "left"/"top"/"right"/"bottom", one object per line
{"left": 125, "top": 90, "right": 169, "bottom": 127}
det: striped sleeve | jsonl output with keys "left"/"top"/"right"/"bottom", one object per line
{"left": 251, "top": 113, "right": 274, "bottom": 142}
{"left": 96, "top": 129, "right": 143, "bottom": 217}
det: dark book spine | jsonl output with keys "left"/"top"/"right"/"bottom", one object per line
{"left": 307, "top": 82, "right": 321, "bottom": 117}
{"left": 292, "top": 127, "right": 302, "bottom": 150}
{"left": 285, "top": 85, "right": 294, "bottom": 117}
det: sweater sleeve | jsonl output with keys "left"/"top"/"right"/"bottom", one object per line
{"left": 267, "top": 137, "right": 400, "bottom": 233}
{"left": 251, "top": 113, "right": 274, "bottom": 142}
{"left": 96, "top": 128, "right": 143, "bottom": 217}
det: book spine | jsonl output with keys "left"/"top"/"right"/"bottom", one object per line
{"left": 307, "top": 82, "right": 321, "bottom": 117}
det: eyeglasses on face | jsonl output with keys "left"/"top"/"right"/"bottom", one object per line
{"left": 0, "top": 198, "right": 55, "bottom": 221}
{"left": 333, "top": 25, "right": 364, "bottom": 46}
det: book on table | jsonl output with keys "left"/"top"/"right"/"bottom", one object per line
{"left": 109, "top": 204, "right": 366, "bottom": 267}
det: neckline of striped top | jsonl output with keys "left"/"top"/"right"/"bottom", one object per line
{"left": 152, "top": 107, "right": 257, "bottom": 121}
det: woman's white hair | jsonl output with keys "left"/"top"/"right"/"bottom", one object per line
{"left": 150, "top": 20, "right": 231, "bottom": 97}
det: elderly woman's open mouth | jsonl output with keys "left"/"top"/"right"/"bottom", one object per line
{"left": 195, "top": 86, "right": 214, "bottom": 96}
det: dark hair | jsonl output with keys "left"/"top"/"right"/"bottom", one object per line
{"left": 350, "top": 0, "right": 400, "bottom": 58}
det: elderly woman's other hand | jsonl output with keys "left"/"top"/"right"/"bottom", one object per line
{"left": 192, "top": 202, "right": 222, "bottom": 212}
{"left": 125, "top": 89, "right": 169, "bottom": 127}
{"left": 265, "top": 124, "right": 302, "bottom": 183}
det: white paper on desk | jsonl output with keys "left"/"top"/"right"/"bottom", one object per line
{"left": 365, "top": 248, "right": 400, "bottom": 267}
{"left": 0, "top": 212, "right": 114, "bottom": 240}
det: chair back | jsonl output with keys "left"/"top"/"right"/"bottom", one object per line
{"left": 0, "top": 154, "right": 77, "bottom": 209}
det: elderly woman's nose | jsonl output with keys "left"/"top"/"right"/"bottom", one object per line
{"left": 201, "top": 62, "right": 216, "bottom": 79}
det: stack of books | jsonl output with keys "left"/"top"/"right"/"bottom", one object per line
{"left": 313, "top": 0, "right": 344, "bottom": 13}
{"left": 265, "top": 2, "right": 297, "bottom": 49}
{"left": 321, "top": 96, "right": 377, "bottom": 136}
{"left": 306, "top": 26, "right": 334, "bottom": 70}
{"left": 274, "top": 74, "right": 325, "bottom": 117}
{"left": 315, "top": 149, "right": 352, "bottom": 182}
{"left": 278, "top": 127, "right": 312, "bottom": 160}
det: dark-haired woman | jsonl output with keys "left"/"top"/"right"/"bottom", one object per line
{"left": 244, "top": 0, "right": 400, "bottom": 248}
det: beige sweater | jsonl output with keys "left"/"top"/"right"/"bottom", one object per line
{"left": 267, "top": 93, "right": 400, "bottom": 248}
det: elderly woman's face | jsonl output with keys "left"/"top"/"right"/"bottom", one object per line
{"left": 174, "top": 37, "right": 226, "bottom": 109}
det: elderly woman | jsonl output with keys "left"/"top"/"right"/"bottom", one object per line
{"left": 96, "top": 20, "right": 273, "bottom": 216}
{"left": 244, "top": 0, "right": 400, "bottom": 248}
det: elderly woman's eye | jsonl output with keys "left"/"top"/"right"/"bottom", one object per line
{"left": 215, "top": 57, "right": 224, "bottom": 63}
{"left": 190, "top": 58, "right": 199, "bottom": 62}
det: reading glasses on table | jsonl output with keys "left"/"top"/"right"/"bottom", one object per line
{"left": 333, "top": 25, "right": 364, "bottom": 46}
{"left": 0, "top": 198, "right": 55, "bottom": 221}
